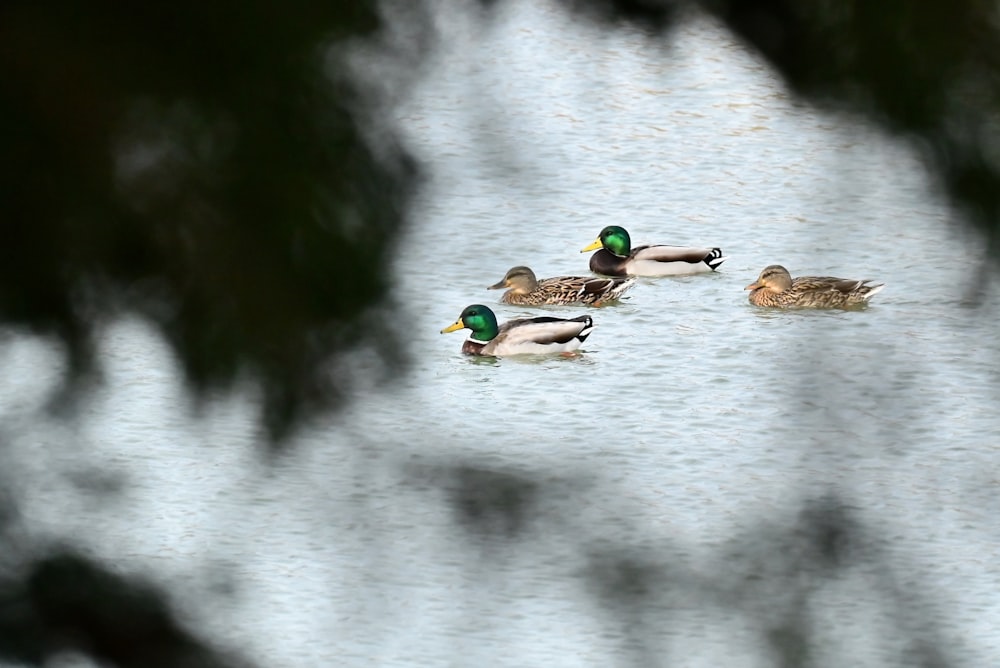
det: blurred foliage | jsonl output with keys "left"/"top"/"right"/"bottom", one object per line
{"left": 0, "top": 551, "right": 253, "bottom": 667}
{"left": 1, "top": 0, "right": 416, "bottom": 440}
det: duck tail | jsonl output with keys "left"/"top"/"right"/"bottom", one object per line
{"left": 609, "top": 277, "right": 637, "bottom": 299}
{"left": 861, "top": 282, "right": 886, "bottom": 300}
{"left": 705, "top": 248, "right": 728, "bottom": 271}
{"left": 573, "top": 315, "right": 595, "bottom": 342}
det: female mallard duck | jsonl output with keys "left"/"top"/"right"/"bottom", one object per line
{"left": 745, "top": 265, "right": 885, "bottom": 308}
{"left": 580, "top": 225, "right": 727, "bottom": 277}
{"left": 440, "top": 304, "right": 594, "bottom": 356}
{"left": 487, "top": 266, "right": 636, "bottom": 306}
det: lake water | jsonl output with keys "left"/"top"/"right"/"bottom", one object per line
{"left": 4, "top": 1, "right": 1000, "bottom": 666}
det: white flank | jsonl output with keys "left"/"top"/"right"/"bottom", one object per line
{"left": 491, "top": 339, "right": 583, "bottom": 355}
{"left": 488, "top": 317, "right": 593, "bottom": 355}
{"left": 629, "top": 258, "right": 716, "bottom": 276}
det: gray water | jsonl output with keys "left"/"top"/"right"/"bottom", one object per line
{"left": 4, "top": 1, "right": 1000, "bottom": 666}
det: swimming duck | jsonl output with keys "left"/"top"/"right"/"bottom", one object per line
{"left": 440, "top": 304, "right": 594, "bottom": 356}
{"left": 745, "top": 265, "right": 885, "bottom": 308}
{"left": 580, "top": 225, "right": 727, "bottom": 276}
{"left": 488, "top": 266, "right": 636, "bottom": 306}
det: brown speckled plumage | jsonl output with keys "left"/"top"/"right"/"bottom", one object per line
{"left": 745, "top": 265, "right": 885, "bottom": 308}
{"left": 488, "top": 266, "right": 635, "bottom": 306}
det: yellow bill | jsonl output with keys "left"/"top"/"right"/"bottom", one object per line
{"left": 580, "top": 239, "right": 603, "bottom": 253}
{"left": 440, "top": 319, "right": 465, "bottom": 333}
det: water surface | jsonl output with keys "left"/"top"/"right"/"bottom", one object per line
{"left": 4, "top": 2, "right": 1000, "bottom": 666}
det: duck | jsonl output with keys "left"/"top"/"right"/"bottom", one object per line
{"left": 580, "top": 225, "right": 727, "bottom": 277}
{"left": 487, "top": 266, "right": 636, "bottom": 306}
{"left": 745, "top": 265, "right": 885, "bottom": 308}
{"left": 440, "top": 304, "right": 594, "bottom": 356}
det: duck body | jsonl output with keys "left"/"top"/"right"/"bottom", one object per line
{"left": 488, "top": 265, "right": 635, "bottom": 306}
{"left": 441, "top": 304, "right": 594, "bottom": 356}
{"left": 745, "top": 265, "right": 885, "bottom": 308}
{"left": 587, "top": 245, "right": 727, "bottom": 277}
{"left": 582, "top": 226, "right": 727, "bottom": 277}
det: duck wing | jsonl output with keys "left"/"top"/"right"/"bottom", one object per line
{"left": 580, "top": 276, "right": 634, "bottom": 295}
{"left": 536, "top": 276, "right": 634, "bottom": 303}
{"left": 790, "top": 276, "right": 886, "bottom": 306}
{"left": 484, "top": 315, "right": 594, "bottom": 355}
{"left": 626, "top": 245, "right": 727, "bottom": 276}
{"left": 535, "top": 276, "right": 595, "bottom": 302}
{"left": 631, "top": 244, "right": 721, "bottom": 263}
{"left": 792, "top": 276, "right": 843, "bottom": 290}
{"left": 792, "top": 276, "right": 877, "bottom": 294}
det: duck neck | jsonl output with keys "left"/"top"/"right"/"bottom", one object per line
{"left": 462, "top": 339, "right": 488, "bottom": 355}
{"left": 589, "top": 249, "right": 627, "bottom": 276}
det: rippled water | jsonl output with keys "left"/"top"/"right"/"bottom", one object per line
{"left": 4, "top": 1, "right": 1000, "bottom": 666}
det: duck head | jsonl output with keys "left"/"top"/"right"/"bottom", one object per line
{"left": 488, "top": 266, "right": 539, "bottom": 294}
{"left": 440, "top": 304, "right": 500, "bottom": 341}
{"left": 745, "top": 265, "right": 793, "bottom": 293}
{"left": 581, "top": 226, "right": 631, "bottom": 257}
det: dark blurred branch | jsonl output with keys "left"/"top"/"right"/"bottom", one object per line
{"left": 0, "top": 551, "right": 252, "bottom": 668}
{"left": 1, "top": 1, "right": 417, "bottom": 441}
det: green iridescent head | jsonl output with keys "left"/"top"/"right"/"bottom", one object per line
{"left": 440, "top": 304, "right": 500, "bottom": 341}
{"left": 581, "top": 225, "right": 631, "bottom": 257}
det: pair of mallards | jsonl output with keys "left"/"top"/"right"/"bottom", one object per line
{"left": 486, "top": 225, "right": 726, "bottom": 306}
{"left": 441, "top": 225, "right": 728, "bottom": 356}
{"left": 573, "top": 227, "right": 885, "bottom": 311}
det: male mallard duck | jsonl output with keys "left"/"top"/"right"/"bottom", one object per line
{"left": 580, "top": 225, "right": 727, "bottom": 276}
{"left": 745, "top": 265, "right": 885, "bottom": 308}
{"left": 440, "top": 304, "right": 594, "bottom": 356}
{"left": 487, "top": 266, "right": 636, "bottom": 306}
